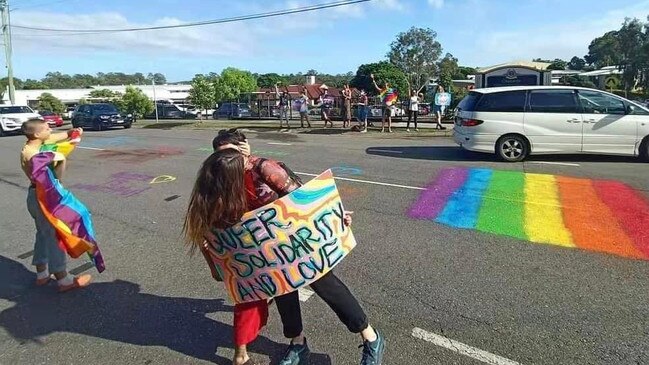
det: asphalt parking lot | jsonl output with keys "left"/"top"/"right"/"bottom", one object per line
{"left": 1, "top": 124, "right": 648, "bottom": 365}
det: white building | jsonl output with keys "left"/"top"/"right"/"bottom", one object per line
{"left": 2, "top": 84, "right": 191, "bottom": 107}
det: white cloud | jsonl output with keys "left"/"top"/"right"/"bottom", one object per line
{"left": 469, "top": 0, "right": 649, "bottom": 66}
{"left": 375, "top": 0, "right": 406, "bottom": 11}
{"left": 428, "top": 0, "right": 444, "bottom": 9}
{"left": 9, "top": 0, "right": 385, "bottom": 57}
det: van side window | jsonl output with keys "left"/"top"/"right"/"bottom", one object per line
{"left": 577, "top": 90, "right": 626, "bottom": 115}
{"left": 475, "top": 91, "right": 526, "bottom": 112}
{"left": 528, "top": 90, "right": 579, "bottom": 113}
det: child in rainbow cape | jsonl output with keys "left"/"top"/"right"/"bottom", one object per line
{"left": 20, "top": 118, "right": 103, "bottom": 293}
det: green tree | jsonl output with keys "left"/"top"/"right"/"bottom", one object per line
{"left": 387, "top": 27, "right": 443, "bottom": 90}
{"left": 455, "top": 66, "right": 476, "bottom": 79}
{"left": 617, "top": 18, "right": 645, "bottom": 92}
{"left": 438, "top": 53, "right": 459, "bottom": 90}
{"left": 89, "top": 88, "right": 118, "bottom": 98}
{"left": 585, "top": 31, "right": 622, "bottom": 67}
{"left": 147, "top": 73, "right": 167, "bottom": 85}
{"left": 214, "top": 67, "right": 257, "bottom": 102}
{"left": 257, "top": 73, "right": 288, "bottom": 88}
{"left": 567, "top": 56, "right": 587, "bottom": 70}
{"left": 36, "top": 92, "right": 66, "bottom": 113}
{"left": 547, "top": 59, "right": 567, "bottom": 70}
{"left": 22, "top": 79, "right": 49, "bottom": 90}
{"left": 189, "top": 74, "right": 217, "bottom": 118}
{"left": 118, "top": 86, "right": 153, "bottom": 118}
{"left": 350, "top": 61, "right": 408, "bottom": 97}
{"left": 560, "top": 75, "right": 597, "bottom": 88}
{"left": 78, "top": 98, "right": 89, "bottom": 105}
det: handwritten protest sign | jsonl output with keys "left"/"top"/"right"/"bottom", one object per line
{"left": 204, "top": 170, "right": 357, "bottom": 304}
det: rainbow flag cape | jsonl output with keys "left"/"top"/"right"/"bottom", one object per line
{"left": 379, "top": 88, "right": 398, "bottom": 106}
{"left": 30, "top": 139, "right": 105, "bottom": 272}
{"left": 409, "top": 167, "right": 649, "bottom": 261}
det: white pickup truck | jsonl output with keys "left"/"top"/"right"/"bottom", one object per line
{"left": 0, "top": 105, "right": 43, "bottom": 137}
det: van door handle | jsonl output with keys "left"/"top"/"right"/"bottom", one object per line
{"left": 566, "top": 119, "right": 581, "bottom": 123}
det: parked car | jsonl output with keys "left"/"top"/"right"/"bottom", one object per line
{"left": 39, "top": 110, "right": 64, "bottom": 127}
{"left": 213, "top": 103, "right": 252, "bottom": 119}
{"left": 454, "top": 86, "right": 649, "bottom": 162}
{"left": 71, "top": 103, "right": 131, "bottom": 131}
{"left": 148, "top": 103, "right": 196, "bottom": 119}
{"left": 0, "top": 105, "right": 42, "bottom": 137}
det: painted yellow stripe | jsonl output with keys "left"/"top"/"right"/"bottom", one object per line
{"left": 524, "top": 173, "right": 574, "bottom": 247}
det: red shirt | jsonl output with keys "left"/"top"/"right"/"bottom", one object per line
{"left": 244, "top": 156, "right": 300, "bottom": 210}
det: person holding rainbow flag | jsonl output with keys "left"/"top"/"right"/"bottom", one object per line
{"left": 20, "top": 118, "right": 104, "bottom": 293}
{"left": 370, "top": 74, "right": 398, "bottom": 133}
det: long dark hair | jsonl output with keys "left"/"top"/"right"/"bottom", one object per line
{"left": 183, "top": 149, "right": 247, "bottom": 250}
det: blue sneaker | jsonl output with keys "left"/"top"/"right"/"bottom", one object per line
{"left": 360, "top": 330, "right": 385, "bottom": 365}
{"left": 279, "top": 338, "right": 311, "bottom": 365}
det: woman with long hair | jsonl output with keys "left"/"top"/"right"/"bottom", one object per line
{"left": 184, "top": 130, "right": 386, "bottom": 365}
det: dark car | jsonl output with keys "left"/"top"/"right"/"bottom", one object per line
{"left": 213, "top": 103, "right": 251, "bottom": 119}
{"left": 71, "top": 103, "right": 131, "bottom": 131}
{"left": 147, "top": 103, "right": 196, "bottom": 119}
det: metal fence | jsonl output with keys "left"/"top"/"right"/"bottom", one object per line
{"left": 218, "top": 94, "right": 447, "bottom": 122}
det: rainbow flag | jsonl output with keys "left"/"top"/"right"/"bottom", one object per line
{"left": 30, "top": 140, "right": 105, "bottom": 272}
{"left": 380, "top": 88, "right": 398, "bottom": 106}
{"left": 409, "top": 167, "right": 649, "bottom": 260}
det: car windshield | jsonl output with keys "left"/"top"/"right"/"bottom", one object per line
{"left": 39, "top": 110, "right": 55, "bottom": 116}
{"left": 92, "top": 104, "right": 119, "bottom": 113}
{"left": 0, "top": 106, "right": 34, "bottom": 114}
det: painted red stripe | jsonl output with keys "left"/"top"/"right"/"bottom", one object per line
{"left": 593, "top": 180, "right": 649, "bottom": 259}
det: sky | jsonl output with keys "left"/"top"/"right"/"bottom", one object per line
{"left": 6, "top": 0, "right": 649, "bottom": 82}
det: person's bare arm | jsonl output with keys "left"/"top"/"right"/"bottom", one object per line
{"left": 370, "top": 74, "right": 381, "bottom": 92}
{"left": 52, "top": 158, "right": 66, "bottom": 180}
{"left": 46, "top": 128, "right": 83, "bottom": 144}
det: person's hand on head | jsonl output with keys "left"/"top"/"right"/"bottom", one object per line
{"left": 238, "top": 140, "right": 251, "bottom": 157}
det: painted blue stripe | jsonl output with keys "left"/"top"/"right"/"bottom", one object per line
{"left": 435, "top": 168, "right": 493, "bottom": 229}
{"left": 290, "top": 185, "right": 336, "bottom": 205}
{"left": 47, "top": 168, "right": 97, "bottom": 240}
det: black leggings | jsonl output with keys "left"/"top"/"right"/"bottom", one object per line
{"left": 407, "top": 110, "right": 418, "bottom": 129}
{"left": 274, "top": 271, "right": 369, "bottom": 338}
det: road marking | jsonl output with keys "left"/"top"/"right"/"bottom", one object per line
{"left": 298, "top": 288, "right": 315, "bottom": 302}
{"left": 528, "top": 161, "right": 580, "bottom": 167}
{"left": 295, "top": 172, "right": 424, "bottom": 191}
{"left": 78, "top": 146, "right": 106, "bottom": 151}
{"left": 367, "top": 149, "right": 404, "bottom": 154}
{"left": 412, "top": 327, "right": 522, "bottom": 365}
{"left": 268, "top": 142, "right": 293, "bottom": 146}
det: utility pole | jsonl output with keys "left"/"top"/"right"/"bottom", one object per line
{"left": 152, "top": 78, "right": 159, "bottom": 123}
{"left": 0, "top": 0, "right": 15, "bottom": 104}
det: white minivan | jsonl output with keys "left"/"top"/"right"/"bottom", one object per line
{"left": 453, "top": 86, "right": 649, "bottom": 162}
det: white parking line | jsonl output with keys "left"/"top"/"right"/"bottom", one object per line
{"left": 268, "top": 142, "right": 293, "bottom": 146}
{"left": 295, "top": 172, "right": 424, "bottom": 191}
{"left": 527, "top": 161, "right": 580, "bottom": 167}
{"left": 412, "top": 327, "right": 522, "bottom": 365}
{"left": 298, "top": 288, "right": 315, "bottom": 302}
{"left": 77, "top": 146, "right": 106, "bottom": 151}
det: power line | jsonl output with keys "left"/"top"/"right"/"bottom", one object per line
{"left": 11, "top": 0, "right": 371, "bottom": 34}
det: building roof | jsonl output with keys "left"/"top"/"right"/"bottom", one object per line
{"left": 579, "top": 66, "right": 622, "bottom": 77}
{"left": 476, "top": 60, "right": 552, "bottom": 73}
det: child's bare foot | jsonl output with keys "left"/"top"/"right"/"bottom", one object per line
{"left": 58, "top": 274, "right": 92, "bottom": 293}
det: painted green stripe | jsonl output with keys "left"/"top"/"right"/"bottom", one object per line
{"left": 476, "top": 170, "right": 527, "bottom": 239}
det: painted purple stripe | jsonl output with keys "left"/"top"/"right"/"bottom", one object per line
{"left": 408, "top": 167, "right": 469, "bottom": 219}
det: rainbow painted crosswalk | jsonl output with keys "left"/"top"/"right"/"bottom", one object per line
{"left": 409, "top": 168, "right": 649, "bottom": 260}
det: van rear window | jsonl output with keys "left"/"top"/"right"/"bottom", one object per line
{"left": 456, "top": 92, "right": 482, "bottom": 111}
{"left": 475, "top": 91, "right": 526, "bottom": 112}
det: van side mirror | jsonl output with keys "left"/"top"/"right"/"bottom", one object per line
{"left": 627, "top": 104, "right": 635, "bottom": 115}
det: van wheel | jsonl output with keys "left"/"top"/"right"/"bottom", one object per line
{"left": 497, "top": 135, "right": 528, "bottom": 162}
{"left": 640, "top": 136, "right": 649, "bottom": 161}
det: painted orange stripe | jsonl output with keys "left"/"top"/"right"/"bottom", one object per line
{"left": 556, "top": 176, "right": 645, "bottom": 259}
